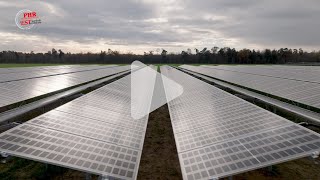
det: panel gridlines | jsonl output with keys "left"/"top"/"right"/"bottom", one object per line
{"left": 202, "top": 65, "right": 320, "bottom": 83}
{"left": 0, "top": 73, "right": 148, "bottom": 179}
{"left": 181, "top": 68, "right": 320, "bottom": 125}
{"left": 180, "top": 65, "right": 320, "bottom": 109}
{"left": 160, "top": 66, "right": 320, "bottom": 180}
{"left": 0, "top": 65, "right": 116, "bottom": 82}
{"left": 0, "top": 65, "right": 130, "bottom": 108}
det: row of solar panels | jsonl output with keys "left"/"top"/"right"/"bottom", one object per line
{"left": 0, "top": 65, "right": 82, "bottom": 74}
{"left": 180, "top": 65, "right": 320, "bottom": 110}
{"left": 161, "top": 66, "right": 320, "bottom": 179}
{"left": 205, "top": 65, "right": 320, "bottom": 83}
{"left": 0, "top": 65, "right": 319, "bottom": 180}
{"left": 0, "top": 69, "right": 149, "bottom": 179}
{"left": 179, "top": 67, "right": 320, "bottom": 125}
{"left": 0, "top": 65, "right": 118, "bottom": 83}
{"left": 0, "top": 65, "right": 130, "bottom": 108}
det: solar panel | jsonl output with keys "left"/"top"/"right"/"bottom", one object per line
{"left": 0, "top": 65, "right": 117, "bottom": 82}
{"left": 27, "top": 110, "right": 145, "bottom": 149}
{"left": 0, "top": 124, "right": 140, "bottom": 179}
{"left": 0, "top": 72, "right": 149, "bottom": 179}
{"left": 202, "top": 65, "right": 320, "bottom": 83}
{"left": 182, "top": 68, "right": 320, "bottom": 125}
{"left": 0, "top": 65, "right": 130, "bottom": 108}
{"left": 180, "top": 65, "right": 320, "bottom": 109}
{"left": 0, "top": 65, "right": 80, "bottom": 75}
{"left": 161, "top": 66, "right": 320, "bottom": 180}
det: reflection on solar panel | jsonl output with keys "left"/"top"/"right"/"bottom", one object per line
{"left": 180, "top": 65, "right": 320, "bottom": 109}
{"left": 161, "top": 66, "right": 320, "bottom": 180}
{"left": 0, "top": 65, "right": 129, "bottom": 108}
{"left": 0, "top": 65, "right": 82, "bottom": 75}
{"left": 0, "top": 72, "right": 149, "bottom": 179}
{"left": 0, "top": 65, "right": 117, "bottom": 82}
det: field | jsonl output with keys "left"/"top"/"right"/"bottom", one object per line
{"left": 0, "top": 64, "right": 319, "bottom": 180}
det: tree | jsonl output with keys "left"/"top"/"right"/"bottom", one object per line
{"left": 52, "top": 48, "right": 58, "bottom": 59}
{"left": 99, "top": 50, "right": 106, "bottom": 61}
{"left": 201, "top": 48, "right": 211, "bottom": 64}
{"left": 58, "top": 49, "right": 64, "bottom": 59}
{"left": 195, "top": 48, "right": 199, "bottom": 55}
{"left": 299, "top": 48, "right": 304, "bottom": 56}
{"left": 211, "top": 47, "right": 219, "bottom": 54}
{"left": 238, "top": 49, "right": 250, "bottom": 64}
{"left": 107, "top": 49, "right": 113, "bottom": 55}
{"left": 1, "top": 47, "right": 318, "bottom": 64}
{"left": 181, "top": 51, "right": 188, "bottom": 63}
{"left": 187, "top": 48, "right": 192, "bottom": 55}
{"left": 264, "top": 49, "right": 272, "bottom": 63}
{"left": 226, "top": 48, "right": 233, "bottom": 63}
{"left": 161, "top": 49, "right": 167, "bottom": 63}
{"left": 271, "top": 49, "right": 278, "bottom": 63}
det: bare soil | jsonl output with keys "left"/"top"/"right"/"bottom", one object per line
{"left": 137, "top": 105, "right": 182, "bottom": 180}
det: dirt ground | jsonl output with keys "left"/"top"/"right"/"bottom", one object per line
{"left": 137, "top": 105, "right": 182, "bottom": 180}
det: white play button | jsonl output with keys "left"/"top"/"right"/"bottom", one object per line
{"left": 130, "top": 61, "right": 183, "bottom": 119}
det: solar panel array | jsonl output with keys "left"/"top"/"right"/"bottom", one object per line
{"left": 180, "top": 65, "right": 320, "bottom": 109}
{"left": 203, "top": 65, "right": 320, "bottom": 83}
{"left": 0, "top": 70, "right": 149, "bottom": 179}
{"left": 0, "top": 65, "right": 130, "bottom": 108}
{"left": 161, "top": 66, "right": 320, "bottom": 180}
{"left": 181, "top": 68, "right": 320, "bottom": 125}
{"left": 0, "top": 65, "right": 81, "bottom": 75}
{"left": 0, "top": 65, "right": 116, "bottom": 82}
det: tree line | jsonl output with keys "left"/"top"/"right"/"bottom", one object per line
{"left": 0, "top": 47, "right": 320, "bottom": 64}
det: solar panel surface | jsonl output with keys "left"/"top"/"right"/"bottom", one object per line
{"left": 181, "top": 68, "right": 320, "bottom": 125}
{"left": 161, "top": 66, "right": 320, "bottom": 180}
{"left": 0, "top": 68, "right": 150, "bottom": 179}
{"left": 0, "top": 65, "right": 130, "bottom": 108}
{"left": 0, "top": 65, "right": 116, "bottom": 81}
{"left": 180, "top": 65, "right": 320, "bottom": 109}
{"left": 0, "top": 65, "right": 81, "bottom": 75}
{"left": 203, "top": 65, "right": 320, "bottom": 83}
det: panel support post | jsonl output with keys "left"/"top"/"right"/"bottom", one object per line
{"left": 309, "top": 151, "right": 320, "bottom": 164}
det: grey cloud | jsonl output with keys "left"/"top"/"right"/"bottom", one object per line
{"left": 180, "top": 0, "right": 320, "bottom": 48}
{"left": 0, "top": 0, "right": 320, "bottom": 53}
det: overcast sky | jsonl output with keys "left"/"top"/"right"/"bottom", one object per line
{"left": 0, "top": 0, "right": 320, "bottom": 54}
